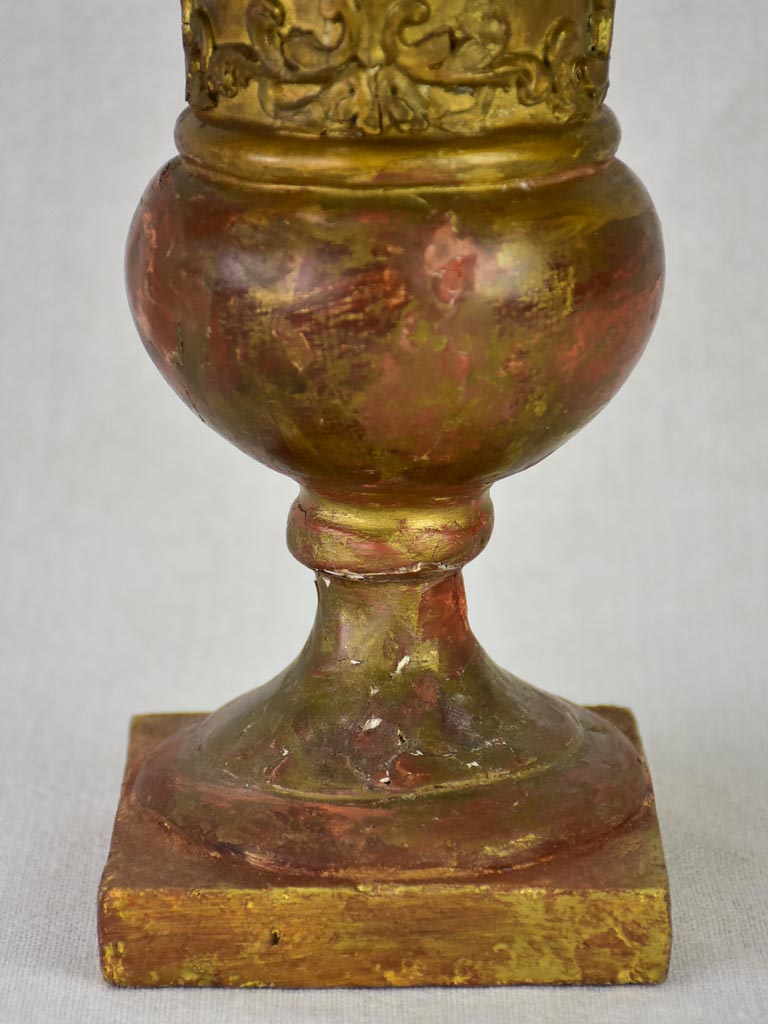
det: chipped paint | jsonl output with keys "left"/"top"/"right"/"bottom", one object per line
{"left": 118, "top": 0, "right": 668, "bottom": 977}
{"left": 99, "top": 711, "right": 671, "bottom": 987}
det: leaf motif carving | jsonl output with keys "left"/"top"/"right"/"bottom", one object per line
{"left": 183, "top": 2, "right": 261, "bottom": 105}
{"left": 246, "top": 0, "right": 358, "bottom": 82}
{"left": 181, "top": 0, "right": 613, "bottom": 136}
{"left": 383, "top": 0, "right": 512, "bottom": 82}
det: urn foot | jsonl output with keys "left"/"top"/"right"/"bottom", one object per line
{"left": 100, "top": 708, "right": 671, "bottom": 987}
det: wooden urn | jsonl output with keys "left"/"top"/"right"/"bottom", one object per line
{"left": 99, "top": 0, "right": 671, "bottom": 987}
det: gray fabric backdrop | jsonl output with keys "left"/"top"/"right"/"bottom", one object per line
{"left": 1, "top": 1, "right": 767, "bottom": 1021}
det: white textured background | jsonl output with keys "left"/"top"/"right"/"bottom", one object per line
{"left": 1, "top": 0, "right": 767, "bottom": 1021}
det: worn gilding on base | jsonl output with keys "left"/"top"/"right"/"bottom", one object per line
{"left": 102, "top": 0, "right": 670, "bottom": 987}
{"left": 99, "top": 711, "right": 671, "bottom": 987}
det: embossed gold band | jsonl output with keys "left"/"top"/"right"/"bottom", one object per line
{"left": 181, "top": 0, "right": 615, "bottom": 139}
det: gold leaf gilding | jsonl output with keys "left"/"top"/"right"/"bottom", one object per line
{"left": 181, "top": 0, "right": 614, "bottom": 136}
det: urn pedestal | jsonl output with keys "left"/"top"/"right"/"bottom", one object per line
{"left": 99, "top": 0, "right": 671, "bottom": 987}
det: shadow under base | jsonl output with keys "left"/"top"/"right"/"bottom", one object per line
{"left": 98, "top": 707, "right": 671, "bottom": 988}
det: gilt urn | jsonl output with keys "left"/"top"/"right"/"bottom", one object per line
{"left": 99, "top": 0, "right": 671, "bottom": 988}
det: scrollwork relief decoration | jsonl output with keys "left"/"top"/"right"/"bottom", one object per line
{"left": 181, "top": 0, "right": 614, "bottom": 137}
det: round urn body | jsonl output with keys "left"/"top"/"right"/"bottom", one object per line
{"left": 127, "top": 155, "right": 663, "bottom": 497}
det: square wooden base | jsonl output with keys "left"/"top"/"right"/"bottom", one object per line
{"left": 99, "top": 707, "right": 671, "bottom": 987}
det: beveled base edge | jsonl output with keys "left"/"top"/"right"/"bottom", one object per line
{"left": 98, "top": 707, "right": 671, "bottom": 988}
